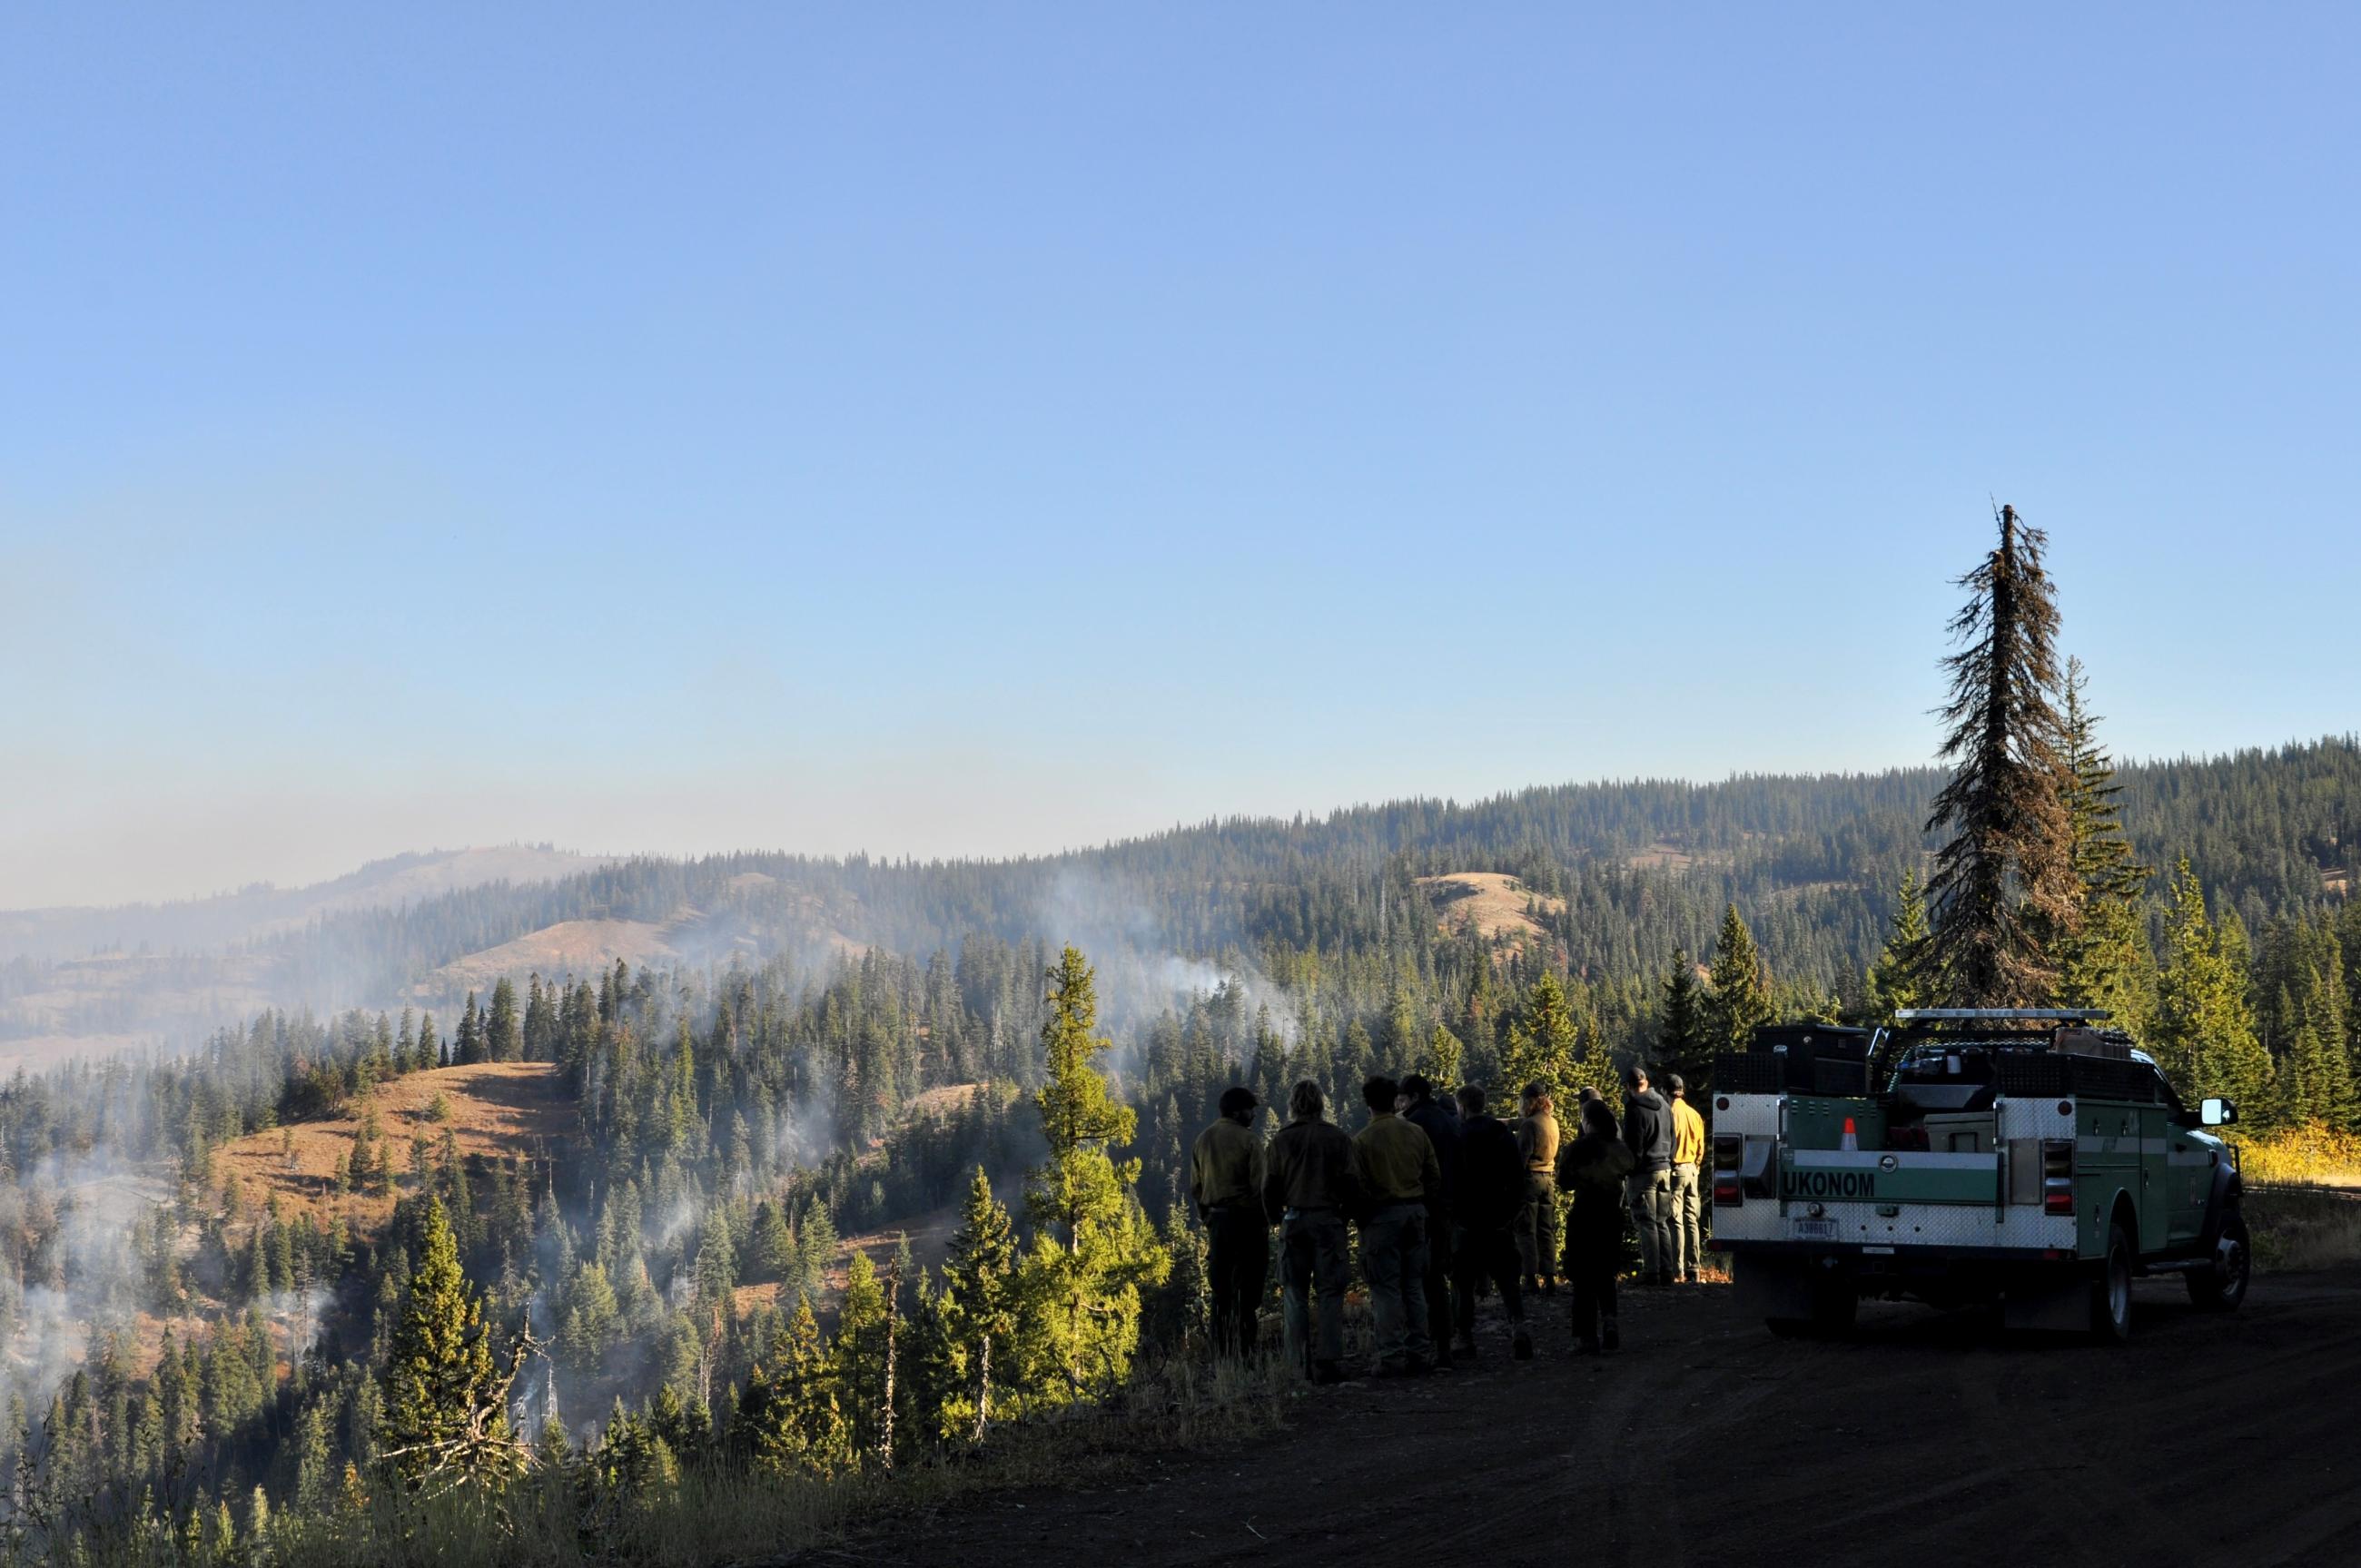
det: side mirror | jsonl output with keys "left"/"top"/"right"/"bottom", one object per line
{"left": 2200, "top": 1098, "right": 2238, "bottom": 1128}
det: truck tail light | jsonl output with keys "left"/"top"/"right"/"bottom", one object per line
{"left": 2041, "top": 1139, "right": 2075, "bottom": 1216}
{"left": 1713, "top": 1135, "right": 1744, "bottom": 1208}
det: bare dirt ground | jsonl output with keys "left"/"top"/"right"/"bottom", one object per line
{"left": 828, "top": 1267, "right": 2361, "bottom": 1568}
{"left": 216, "top": 1060, "right": 575, "bottom": 1228}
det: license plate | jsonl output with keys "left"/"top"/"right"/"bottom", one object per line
{"left": 1790, "top": 1218, "right": 1837, "bottom": 1240}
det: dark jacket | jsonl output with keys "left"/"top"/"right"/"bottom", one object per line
{"left": 1263, "top": 1116, "right": 1358, "bottom": 1222}
{"left": 1622, "top": 1088, "right": 1673, "bottom": 1173}
{"left": 1403, "top": 1097, "right": 1461, "bottom": 1216}
{"left": 1454, "top": 1113, "right": 1526, "bottom": 1229}
{"left": 1560, "top": 1128, "right": 1629, "bottom": 1238}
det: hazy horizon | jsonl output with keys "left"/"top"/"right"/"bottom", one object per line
{"left": 9, "top": 732, "right": 2354, "bottom": 913}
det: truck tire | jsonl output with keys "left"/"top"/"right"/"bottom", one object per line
{"left": 2089, "top": 1217, "right": 2133, "bottom": 1344}
{"left": 2187, "top": 1209, "right": 2251, "bottom": 1312}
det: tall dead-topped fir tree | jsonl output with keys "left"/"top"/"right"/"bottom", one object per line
{"left": 1924, "top": 505, "right": 2077, "bottom": 1005}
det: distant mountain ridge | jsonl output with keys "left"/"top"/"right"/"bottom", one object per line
{"left": 1, "top": 739, "right": 2353, "bottom": 1065}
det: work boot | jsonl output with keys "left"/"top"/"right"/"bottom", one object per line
{"left": 1541, "top": 1275, "right": 1560, "bottom": 1297}
{"left": 1601, "top": 1318, "right": 1621, "bottom": 1353}
{"left": 1512, "top": 1327, "right": 1534, "bottom": 1361}
{"left": 1451, "top": 1333, "right": 1478, "bottom": 1360}
{"left": 1573, "top": 1334, "right": 1598, "bottom": 1356}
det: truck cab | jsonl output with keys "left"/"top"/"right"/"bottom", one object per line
{"left": 1708, "top": 1010, "right": 2249, "bottom": 1341}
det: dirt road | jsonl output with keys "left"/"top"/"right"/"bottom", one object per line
{"left": 841, "top": 1267, "right": 2361, "bottom": 1568}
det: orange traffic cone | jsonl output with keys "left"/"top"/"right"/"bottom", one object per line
{"left": 1842, "top": 1116, "right": 1859, "bottom": 1152}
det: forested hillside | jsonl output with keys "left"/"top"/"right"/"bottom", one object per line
{"left": 7, "top": 739, "right": 2356, "bottom": 1054}
{"left": 0, "top": 735, "right": 2355, "bottom": 1563}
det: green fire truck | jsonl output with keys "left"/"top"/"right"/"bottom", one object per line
{"left": 1707, "top": 1009, "right": 2251, "bottom": 1342}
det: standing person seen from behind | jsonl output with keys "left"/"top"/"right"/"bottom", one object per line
{"left": 1559, "top": 1097, "right": 1635, "bottom": 1353}
{"left": 1665, "top": 1072, "right": 1707, "bottom": 1285}
{"left": 1349, "top": 1075, "right": 1443, "bottom": 1376}
{"left": 1513, "top": 1081, "right": 1562, "bottom": 1296}
{"left": 1397, "top": 1073, "right": 1462, "bottom": 1370}
{"left": 1190, "top": 1085, "right": 1269, "bottom": 1359}
{"left": 1621, "top": 1065, "right": 1674, "bottom": 1286}
{"left": 1262, "top": 1080, "right": 1358, "bottom": 1385}
{"left": 1450, "top": 1085, "right": 1532, "bottom": 1361}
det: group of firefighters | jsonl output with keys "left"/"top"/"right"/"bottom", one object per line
{"left": 1189, "top": 1065, "right": 1709, "bottom": 1378}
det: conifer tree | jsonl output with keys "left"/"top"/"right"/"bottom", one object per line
{"left": 1865, "top": 872, "right": 1932, "bottom": 1025}
{"left": 2054, "top": 661, "right": 2154, "bottom": 1031}
{"left": 1421, "top": 1024, "right": 1464, "bottom": 1090}
{"left": 1658, "top": 948, "right": 1705, "bottom": 1086}
{"left": 379, "top": 1197, "right": 513, "bottom": 1489}
{"left": 1499, "top": 971, "right": 1578, "bottom": 1099}
{"left": 1021, "top": 947, "right": 1170, "bottom": 1402}
{"left": 2151, "top": 861, "right": 2272, "bottom": 1113}
{"left": 751, "top": 1202, "right": 795, "bottom": 1286}
{"left": 746, "top": 1295, "right": 847, "bottom": 1474}
{"left": 1923, "top": 506, "right": 2076, "bottom": 1005}
{"left": 487, "top": 978, "right": 520, "bottom": 1062}
{"left": 936, "top": 1167, "right": 1019, "bottom": 1443}
{"left": 1702, "top": 903, "right": 1773, "bottom": 1054}
{"left": 456, "top": 992, "right": 485, "bottom": 1066}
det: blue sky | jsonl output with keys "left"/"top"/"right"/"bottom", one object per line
{"left": 4, "top": 7, "right": 2356, "bottom": 908}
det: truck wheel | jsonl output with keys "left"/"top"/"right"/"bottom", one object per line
{"left": 2187, "top": 1210, "right": 2251, "bottom": 1313}
{"left": 2089, "top": 1218, "right": 2133, "bottom": 1344}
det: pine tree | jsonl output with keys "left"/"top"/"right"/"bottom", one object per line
{"left": 751, "top": 1202, "right": 795, "bottom": 1286}
{"left": 1499, "top": 971, "right": 1578, "bottom": 1099}
{"left": 1658, "top": 948, "right": 1706, "bottom": 1086}
{"left": 2151, "top": 861, "right": 2272, "bottom": 1114}
{"left": 742, "top": 1295, "right": 847, "bottom": 1474}
{"left": 936, "top": 1167, "right": 1019, "bottom": 1443}
{"left": 1020, "top": 947, "right": 1170, "bottom": 1403}
{"left": 1923, "top": 505, "right": 2076, "bottom": 1005}
{"left": 2054, "top": 661, "right": 2154, "bottom": 1031}
{"left": 1702, "top": 903, "right": 1773, "bottom": 1055}
{"left": 693, "top": 1212, "right": 737, "bottom": 1315}
{"left": 487, "top": 978, "right": 520, "bottom": 1062}
{"left": 1420, "top": 1024, "right": 1464, "bottom": 1090}
{"left": 1865, "top": 872, "right": 1932, "bottom": 1025}
{"left": 379, "top": 1197, "right": 514, "bottom": 1489}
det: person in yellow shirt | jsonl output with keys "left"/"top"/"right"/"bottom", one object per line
{"left": 1665, "top": 1072, "right": 1708, "bottom": 1284}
